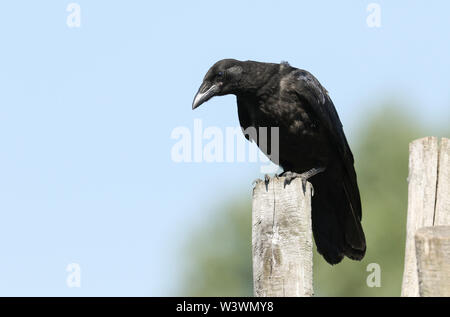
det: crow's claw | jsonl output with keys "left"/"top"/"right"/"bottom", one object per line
{"left": 280, "top": 167, "right": 326, "bottom": 193}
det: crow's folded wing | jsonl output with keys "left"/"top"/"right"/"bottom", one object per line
{"left": 291, "top": 69, "right": 362, "bottom": 220}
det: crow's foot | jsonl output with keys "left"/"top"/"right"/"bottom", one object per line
{"left": 280, "top": 167, "right": 326, "bottom": 192}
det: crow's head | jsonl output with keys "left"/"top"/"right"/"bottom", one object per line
{"left": 192, "top": 59, "right": 243, "bottom": 109}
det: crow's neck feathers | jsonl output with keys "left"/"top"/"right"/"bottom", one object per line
{"left": 235, "top": 61, "right": 280, "bottom": 95}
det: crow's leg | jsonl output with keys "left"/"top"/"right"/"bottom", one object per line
{"left": 280, "top": 167, "right": 326, "bottom": 192}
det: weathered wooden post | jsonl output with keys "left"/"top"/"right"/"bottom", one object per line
{"left": 415, "top": 226, "right": 450, "bottom": 297}
{"left": 401, "top": 137, "right": 450, "bottom": 297}
{"left": 252, "top": 176, "right": 313, "bottom": 297}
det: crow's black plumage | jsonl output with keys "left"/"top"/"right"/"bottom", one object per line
{"left": 192, "top": 59, "right": 366, "bottom": 264}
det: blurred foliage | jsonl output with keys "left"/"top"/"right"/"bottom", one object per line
{"left": 179, "top": 103, "right": 448, "bottom": 296}
{"left": 181, "top": 199, "right": 253, "bottom": 296}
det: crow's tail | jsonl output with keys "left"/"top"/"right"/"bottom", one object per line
{"left": 309, "top": 167, "right": 366, "bottom": 265}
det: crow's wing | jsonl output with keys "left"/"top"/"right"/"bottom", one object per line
{"left": 291, "top": 69, "right": 362, "bottom": 220}
{"left": 293, "top": 70, "right": 353, "bottom": 161}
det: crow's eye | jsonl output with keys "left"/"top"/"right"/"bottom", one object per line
{"left": 217, "top": 71, "right": 223, "bottom": 77}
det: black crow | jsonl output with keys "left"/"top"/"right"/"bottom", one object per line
{"left": 192, "top": 59, "right": 366, "bottom": 265}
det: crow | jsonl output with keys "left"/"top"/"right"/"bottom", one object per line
{"left": 192, "top": 59, "right": 366, "bottom": 264}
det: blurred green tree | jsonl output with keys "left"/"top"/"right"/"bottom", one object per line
{"left": 179, "top": 104, "right": 447, "bottom": 296}
{"left": 181, "top": 198, "right": 253, "bottom": 296}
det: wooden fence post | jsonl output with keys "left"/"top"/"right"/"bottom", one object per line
{"left": 435, "top": 138, "right": 450, "bottom": 225}
{"left": 252, "top": 176, "right": 313, "bottom": 297}
{"left": 401, "top": 137, "right": 450, "bottom": 297}
{"left": 415, "top": 226, "right": 450, "bottom": 297}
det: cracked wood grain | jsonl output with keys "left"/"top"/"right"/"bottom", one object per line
{"left": 252, "top": 176, "right": 313, "bottom": 297}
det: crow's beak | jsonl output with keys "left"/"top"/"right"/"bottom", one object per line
{"left": 192, "top": 82, "right": 219, "bottom": 110}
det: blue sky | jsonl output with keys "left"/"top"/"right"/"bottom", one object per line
{"left": 0, "top": 1, "right": 449, "bottom": 295}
